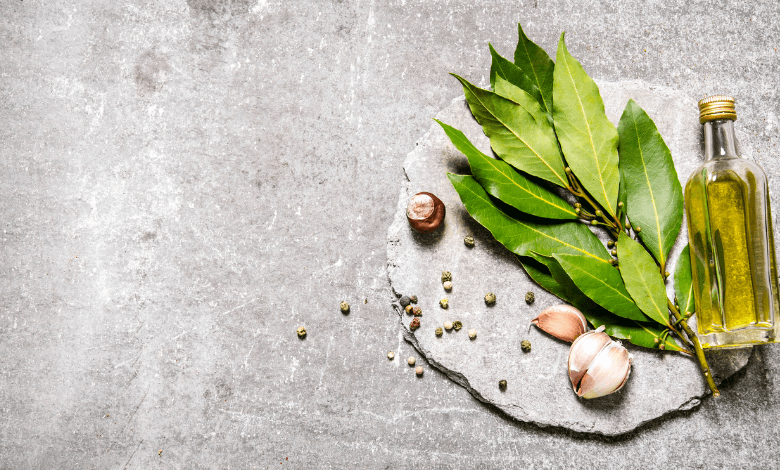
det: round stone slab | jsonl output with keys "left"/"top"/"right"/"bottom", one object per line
{"left": 387, "top": 81, "right": 752, "bottom": 436}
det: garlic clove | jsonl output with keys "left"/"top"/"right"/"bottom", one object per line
{"left": 576, "top": 342, "right": 632, "bottom": 399}
{"left": 531, "top": 304, "right": 588, "bottom": 343}
{"left": 567, "top": 327, "right": 611, "bottom": 392}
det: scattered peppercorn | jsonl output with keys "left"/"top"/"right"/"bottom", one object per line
{"left": 525, "top": 292, "right": 535, "bottom": 305}
{"left": 412, "top": 306, "right": 422, "bottom": 316}
{"left": 521, "top": 339, "right": 531, "bottom": 352}
{"left": 409, "top": 318, "right": 420, "bottom": 330}
{"left": 435, "top": 327, "right": 443, "bottom": 337}
{"left": 400, "top": 296, "right": 411, "bottom": 307}
{"left": 444, "top": 321, "right": 453, "bottom": 331}
{"left": 499, "top": 380, "right": 507, "bottom": 391}
{"left": 405, "top": 305, "right": 413, "bottom": 315}
{"left": 453, "top": 321, "right": 463, "bottom": 331}
{"left": 484, "top": 292, "right": 496, "bottom": 306}
{"left": 340, "top": 302, "right": 350, "bottom": 314}
{"left": 387, "top": 351, "right": 395, "bottom": 360}
{"left": 441, "top": 271, "right": 452, "bottom": 283}
{"left": 407, "top": 356, "right": 416, "bottom": 366}
{"left": 415, "top": 366, "right": 424, "bottom": 376}
{"left": 296, "top": 326, "right": 307, "bottom": 339}
{"left": 635, "top": 226, "right": 642, "bottom": 233}
{"left": 443, "top": 281, "right": 453, "bottom": 291}
{"left": 464, "top": 235, "right": 475, "bottom": 247}
{"left": 611, "top": 249, "right": 618, "bottom": 256}
{"left": 439, "top": 298, "right": 449, "bottom": 309}
{"left": 410, "top": 295, "right": 418, "bottom": 304}
{"left": 468, "top": 329, "right": 477, "bottom": 340}
{"left": 607, "top": 240, "right": 615, "bottom": 248}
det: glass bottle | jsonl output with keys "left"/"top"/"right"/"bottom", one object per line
{"left": 685, "top": 95, "right": 780, "bottom": 349}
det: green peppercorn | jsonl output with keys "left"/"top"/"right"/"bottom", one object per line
{"left": 399, "top": 296, "right": 411, "bottom": 307}
{"left": 453, "top": 321, "right": 463, "bottom": 331}
{"left": 625, "top": 222, "right": 632, "bottom": 230}
{"left": 340, "top": 302, "right": 350, "bottom": 314}
{"left": 484, "top": 292, "right": 496, "bottom": 306}
{"left": 464, "top": 235, "right": 475, "bottom": 248}
{"left": 296, "top": 326, "right": 307, "bottom": 339}
{"left": 607, "top": 240, "right": 615, "bottom": 248}
{"left": 440, "top": 298, "right": 449, "bottom": 309}
{"left": 441, "top": 271, "right": 452, "bottom": 283}
{"left": 611, "top": 249, "right": 617, "bottom": 256}
{"left": 410, "top": 295, "right": 418, "bottom": 304}
{"left": 499, "top": 380, "right": 507, "bottom": 391}
{"left": 525, "top": 292, "right": 535, "bottom": 305}
{"left": 635, "top": 226, "right": 642, "bottom": 233}
{"left": 521, "top": 340, "right": 531, "bottom": 352}
{"left": 435, "top": 327, "right": 443, "bottom": 337}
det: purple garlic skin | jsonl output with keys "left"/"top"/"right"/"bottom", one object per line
{"left": 531, "top": 304, "right": 588, "bottom": 343}
{"left": 568, "top": 326, "right": 632, "bottom": 399}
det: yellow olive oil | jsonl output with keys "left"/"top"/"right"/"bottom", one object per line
{"left": 685, "top": 96, "right": 780, "bottom": 348}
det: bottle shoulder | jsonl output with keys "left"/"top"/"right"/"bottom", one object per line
{"left": 686, "top": 157, "right": 768, "bottom": 187}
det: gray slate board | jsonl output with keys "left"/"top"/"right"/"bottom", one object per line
{"left": 387, "top": 81, "right": 752, "bottom": 436}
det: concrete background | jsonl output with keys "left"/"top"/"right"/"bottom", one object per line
{"left": 1, "top": 0, "right": 779, "bottom": 468}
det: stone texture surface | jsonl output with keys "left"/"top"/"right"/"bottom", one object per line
{"left": 387, "top": 82, "right": 753, "bottom": 435}
{"left": 2, "top": 0, "right": 780, "bottom": 468}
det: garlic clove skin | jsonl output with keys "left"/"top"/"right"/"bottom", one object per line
{"left": 577, "top": 343, "right": 632, "bottom": 399}
{"left": 568, "top": 327, "right": 632, "bottom": 399}
{"left": 568, "top": 327, "right": 611, "bottom": 390}
{"left": 531, "top": 304, "right": 588, "bottom": 343}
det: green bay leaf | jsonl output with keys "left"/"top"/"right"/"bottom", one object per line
{"left": 674, "top": 244, "right": 695, "bottom": 315}
{"left": 489, "top": 44, "right": 546, "bottom": 116}
{"left": 587, "top": 309, "right": 686, "bottom": 352}
{"left": 453, "top": 74, "right": 568, "bottom": 188}
{"left": 518, "top": 255, "right": 569, "bottom": 300}
{"left": 514, "top": 23, "right": 554, "bottom": 119}
{"left": 533, "top": 253, "right": 683, "bottom": 351}
{"left": 553, "top": 253, "right": 650, "bottom": 322}
{"left": 552, "top": 33, "right": 619, "bottom": 216}
{"left": 617, "top": 232, "right": 671, "bottom": 327}
{"left": 617, "top": 99, "right": 683, "bottom": 270}
{"left": 447, "top": 174, "right": 610, "bottom": 261}
{"left": 436, "top": 119, "right": 577, "bottom": 220}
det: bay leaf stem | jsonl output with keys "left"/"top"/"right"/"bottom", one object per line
{"left": 668, "top": 299, "right": 720, "bottom": 397}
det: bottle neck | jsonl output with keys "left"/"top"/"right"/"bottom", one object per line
{"left": 704, "top": 119, "right": 739, "bottom": 160}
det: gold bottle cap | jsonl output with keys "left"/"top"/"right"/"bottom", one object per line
{"left": 698, "top": 95, "right": 736, "bottom": 123}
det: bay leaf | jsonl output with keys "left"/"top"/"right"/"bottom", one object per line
{"left": 436, "top": 119, "right": 577, "bottom": 220}
{"left": 553, "top": 253, "right": 650, "bottom": 322}
{"left": 617, "top": 99, "right": 683, "bottom": 270}
{"left": 674, "top": 244, "right": 695, "bottom": 315}
{"left": 489, "top": 44, "right": 545, "bottom": 115}
{"left": 453, "top": 74, "right": 568, "bottom": 188}
{"left": 616, "top": 232, "right": 671, "bottom": 327}
{"left": 533, "top": 253, "right": 683, "bottom": 351}
{"left": 518, "top": 255, "right": 569, "bottom": 300}
{"left": 552, "top": 33, "right": 619, "bottom": 216}
{"left": 513, "top": 23, "right": 554, "bottom": 118}
{"left": 587, "top": 309, "right": 687, "bottom": 353}
{"left": 447, "top": 174, "right": 610, "bottom": 261}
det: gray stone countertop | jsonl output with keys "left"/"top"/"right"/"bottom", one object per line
{"left": 1, "top": 1, "right": 779, "bottom": 468}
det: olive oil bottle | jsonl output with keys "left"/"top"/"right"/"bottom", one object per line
{"left": 685, "top": 96, "right": 780, "bottom": 348}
